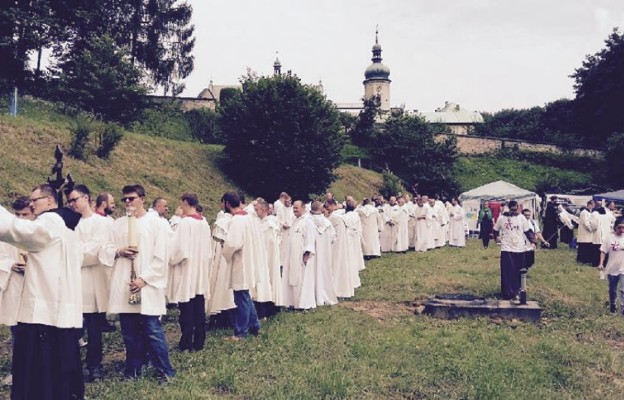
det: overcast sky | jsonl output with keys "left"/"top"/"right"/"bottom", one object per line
{"left": 181, "top": 0, "right": 624, "bottom": 113}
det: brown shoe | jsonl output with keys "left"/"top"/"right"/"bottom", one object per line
{"left": 224, "top": 336, "right": 242, "bottom": 342}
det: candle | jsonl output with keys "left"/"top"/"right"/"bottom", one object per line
{"left": 128, "top": 214, "right": 138, "bottom": 248}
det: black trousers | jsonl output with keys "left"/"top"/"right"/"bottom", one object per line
{"left": 84, "top": 312, "right": 105, "bottom": 369}
{"left": 12, "top": 323, "right": 84, "bottom": 400}
{"left": 500, "top": 251, "right": 525, "bottom": 300}
{"left": 178, "top": 295, "right": 206, "bottom": 351}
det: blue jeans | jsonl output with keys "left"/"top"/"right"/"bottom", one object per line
{"left": 233, "top": 290, "right": 260, "bottom": 338}
{"left": 119, "top": 314, "right": 175, "bottom": 378}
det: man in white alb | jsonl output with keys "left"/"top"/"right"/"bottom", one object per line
{"left": 168, "top": 192, "right": 212, "bottom": 351}
{"left": 68, "top": 184, "right": 114, "bottom": 382}
{"left": 0, "top": 183, "right": 84, "bottom": 399}
{"left": 99, "top": 184, "right": 175, "bottom": 381}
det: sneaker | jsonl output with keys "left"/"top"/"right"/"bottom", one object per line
{"left": 610, "top": 304, "right": 617, "bottom": 314}
{"left": 510, "top": 296, "right": 521, "bottom": 305}
{"left": 79, "top": 338, "right": 88, "bottom": 347}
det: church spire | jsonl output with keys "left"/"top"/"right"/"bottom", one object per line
{"left": 273, "top": 51, "right": 282, "bottom": 76}
{"left": 372, "top": 25, "right": 382, "bottom": 63}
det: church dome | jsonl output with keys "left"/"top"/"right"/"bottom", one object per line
{"left": 364, "top": 62, "right": 390, "bottom": 80}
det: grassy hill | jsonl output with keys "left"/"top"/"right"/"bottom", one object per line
{"left": 0, "top": 97, "right": 600, "bottom": 215}
{"left": 0, "top": 99, "right": 383, "bottom": 215}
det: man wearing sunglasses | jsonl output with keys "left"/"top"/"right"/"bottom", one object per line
{"left": 68, "top": 184, "right": 114, "bottom": 382}
{"left": 0, "top": 183, "right": 85, "bottom": 399}
{"left": 99, "top": 184, "right": 175, "bottom": 383}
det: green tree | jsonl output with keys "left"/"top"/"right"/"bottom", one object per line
{"left": 186, "top": 108, "right": 221, "bottom": 144}
{"left": 51, "top": 35, "right": 148, "bottom": 123}
{"left": 371, "top": 110, "right": 459, "bottom": 197}
{"left": 351, "top": 94, "right": 381, "bottom": 146}
{"left": 605, "top": 132, "right": 624, "bottom": 188}
{"left": 572, "top": 28, "right": 624, "bottom": 146}
{"left": 221, "top": 72, "right": 346, "bottom": 200}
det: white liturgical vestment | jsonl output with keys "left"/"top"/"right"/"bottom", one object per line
{"left": 0, "top": 207, "right": 84, "bottom": 328}
{"left": 168, "top": 215, "right": 213, "bottom": 304}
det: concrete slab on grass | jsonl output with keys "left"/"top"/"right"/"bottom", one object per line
{"left": 423, "top": 294, "right": 542, "bottom": 322}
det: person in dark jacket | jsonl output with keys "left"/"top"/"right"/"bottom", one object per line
{"left": 477, "top": 201, "right": 494, "bottom": 248}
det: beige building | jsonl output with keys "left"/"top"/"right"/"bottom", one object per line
{"left": 419, "top": 101, "right": 484, "bottom": 135}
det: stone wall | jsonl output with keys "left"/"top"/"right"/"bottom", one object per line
{"left": 437, "top": 133, "right": 603, "bottom": 158}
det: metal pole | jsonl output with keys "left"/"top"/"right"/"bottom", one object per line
{"left": 519, "top": 267, "right": 528, "bottom": 305}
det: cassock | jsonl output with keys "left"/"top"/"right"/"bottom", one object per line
{"left": 342, "top": 211, "right": 365, "bottom": 288}
{"left": 379, "top": 203, "right": 393, "bottom": 252}
{"left": 391, "top": 204, "right": 409, "bottom": 252}
{"left": 0, "top": 207, "right": 84, "bottom": 399}
{"left": 413, "top": 204, "right": 431, "bottom": 252}
{"left": 310, "top": 214, "right": 338, "bottom": 306}
{"left": 357, "top": 204, "right": 383, "bottom": 257}
{"left": 259, "top": 215, "right": 283, "bottom": 306}
{"left": 168, "top": 215, "right": 212, "bottom": 304}
{"left": 281, "top": 214, "right": 317, "bottom": 310}
{"left": 329, "top": 211, "right": 354, "bottom": 298}
{"left": 448, "top": 205, "right": 466, "bottom": 247}
{"left": 0, "top": 242, "right": 25, "bottom": 326}
{"left": 207, "top": 213, "right": 236, "bottom": 314}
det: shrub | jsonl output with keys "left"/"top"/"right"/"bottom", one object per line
{"left": 379, "top": 167, "right": 402, "bottom": 199}
{"left": 68, "top": 115, "right": 93, "bottom": 159}
{"left": 96, "top": 123, "right": 124, "bottom": 159}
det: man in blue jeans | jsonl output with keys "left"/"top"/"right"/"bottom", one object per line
{"left": 100, "top": 184, "right": 175, "bottom": 382}
{"left": 221, "top": 191, "right": 262, "bottom": 341}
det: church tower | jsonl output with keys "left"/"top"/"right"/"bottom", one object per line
{"left": 273, "top": 52, "right": 282, "bottom": 76}
{"left": 363, "top": 28, "right": 391, "bottom": 111}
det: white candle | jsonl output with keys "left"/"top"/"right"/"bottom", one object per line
{"left": 128, "top": 215, "right": 138, "bottom": 248}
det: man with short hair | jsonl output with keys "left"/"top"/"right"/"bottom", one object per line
{"left": 282, "top": 200, "right": 317, "bottom": 310}
{"left": 413, "top": 196, "right": 432, "bottom": 252}
{"left": 310, "top": 201, "right": 338, "bottom": 306}
{"left": 149, "top": 197, "right": 169, "bottom": 218}
{"left": 326, "top": 199, "right": 353, "bottom": 298}
{"left": 577, "top": 200, "right": 596, "bottom": 265}
{"left": 100, "top": 184, "right": 175, "bottom": 381}
{"left": 168, "top": 192, "right": 212, "bottom": 351}
{"left": 256, "top": 199, "right": 282, "bottom": 310}
{"left": 0, "top": 183, "right": 85, "bottom": 399}
{"left": 68, "top": 184, "right": 114, "bottom": 382}
{"left": 343, "top": 196, "right": 365, "bottom": 288}
{"left": 493, "top": 200, "right": 535, "bottom": 302}
{"left": 221, "top": 191, "right": 263, "bottom": 340}
{"left": 391, "top": 196, "right": 409, "bottom": 253}
{"left": 357, "top": 198, "right": 383, "bottom": 259}
{"left": 0, "top": 196, "right": 33, "bottom": 387}
{"left": 95, "top": 192, "right": 116, "bottom": 218}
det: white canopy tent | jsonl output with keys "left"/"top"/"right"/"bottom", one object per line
{"left": 459, "top": 180, "right": 541, "bottom": 232}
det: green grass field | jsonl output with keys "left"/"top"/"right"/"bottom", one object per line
{"left": 2, "top": 240, "right": 622, "bottom": 399}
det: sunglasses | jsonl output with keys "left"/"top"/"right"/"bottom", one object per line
{"left": 67, "top": 195, "right": 84, "bottom": 204}
{"left": 122, "top": 196, "right": 141, "bottom": 203}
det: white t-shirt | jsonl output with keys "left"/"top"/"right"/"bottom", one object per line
{"left": 494, "top": 213, "right": 531, "bottom": 253}
{"left": 600, "top": 234, "right": 624, "bottom": 276}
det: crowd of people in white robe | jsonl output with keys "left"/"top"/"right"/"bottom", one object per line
{"left": 0, "top": 183, "right": 468, "bottom": 392}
